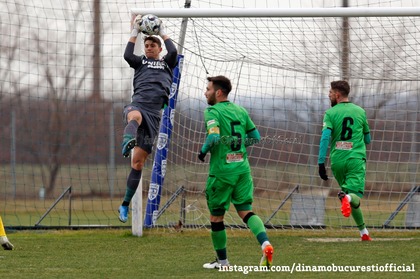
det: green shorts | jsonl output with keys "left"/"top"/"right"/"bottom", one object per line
{"left": 331, "top": 158, "right": 366, "bottom": 198}
{"left": 205, "top": 172, "right": 254, "bottom": 216}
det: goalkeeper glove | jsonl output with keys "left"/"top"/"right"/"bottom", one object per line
{"left": 318, "top": 163, "right": 328, "bottom": 181}
{"left": 130, "top": 14, "right": 142, "bottom": 37}
{"left": 198, "top": 151, "right": 206, "bottom": 162}
{"left": 158, "top": 22, "right": 167, "bottom": 37}
{"left": 130, "top": 28, "right": 139, "bottom": 38}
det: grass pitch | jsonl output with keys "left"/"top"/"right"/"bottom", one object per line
{"left": 0, "top": 229, "right": 419, "bottom": 279}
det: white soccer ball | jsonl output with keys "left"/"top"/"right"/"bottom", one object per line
{"left": 134, "top": 14, "right": 161, "bottom": 35}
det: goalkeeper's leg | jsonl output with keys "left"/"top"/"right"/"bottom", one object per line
{"left": 121, "top": 107, "right": 142, "bottom": 157}
{"left": 118, "top": 148, "right": 148, "bottom": 223}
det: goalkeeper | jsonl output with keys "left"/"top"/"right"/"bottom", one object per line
{"left": 118, "top": 15, "right": 178, "bottom": 223}
{"left": 0, "top": 216, "right": 14, "bottom": 250}
{"left": 318, "top": 80, "right": 372, "bottom": 241}
{"left": 198, "top": 76, "right": 274, "bottom": 269}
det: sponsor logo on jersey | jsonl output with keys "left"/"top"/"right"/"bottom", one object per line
{"left": 143, "top": 59, "right": 166, "bottom": 70}
{"left": 335, "top": 141, "right": 353, "bottom": 150}
{"left": 226, "top": 153, "right": 244, "bottom": 163}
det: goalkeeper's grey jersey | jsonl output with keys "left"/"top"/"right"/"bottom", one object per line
{"left": 124, "top": 39, "right": 177, "bottom": 114}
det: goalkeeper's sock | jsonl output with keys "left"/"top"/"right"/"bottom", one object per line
{"left": 211, "top": 222, "right": 227, "bottom": 261}
{"left": 0, "top": 216, "right": 6, "bottom": 237}
{"left": 245, "top": 213, "right": 269, "bottom": 245}
{"left": 122, "top": 169, "right": 142, "bottom": 204}
{"left": 124, "top": 120, "right": 139, "bottom": 138}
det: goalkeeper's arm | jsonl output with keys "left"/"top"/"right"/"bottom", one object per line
{"left": 128, "top": 13, "right": 141, "bottom": 43}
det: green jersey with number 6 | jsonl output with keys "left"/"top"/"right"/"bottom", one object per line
{"left": 204, "top": 101, "right": 256, "bottom": 176}
{"left": 322, "top": 102, "right": 370, "bottom": 162}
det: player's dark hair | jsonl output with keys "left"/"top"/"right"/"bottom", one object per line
{"left": 144, "top": 36, "right": 162, "bottom": 47}
{"left": 331, "top": 80, "right": 350, "bottom": 97}
{"left": 207, "top": 76, "right": 232, "bottom": 96}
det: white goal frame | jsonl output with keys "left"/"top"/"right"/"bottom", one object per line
{"left": 131, "top": 7, "right": 420, "bottom": 17}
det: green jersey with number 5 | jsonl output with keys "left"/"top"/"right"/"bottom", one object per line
{"left": 322, "top": 102, "right": 370, "bottom": 162}
{"left": 204, "top": 101, "right": 256, "bottom": 176}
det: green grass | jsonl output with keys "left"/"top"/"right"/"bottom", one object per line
{"left": 1, "top": 229, "right": 419, "bottom": 279}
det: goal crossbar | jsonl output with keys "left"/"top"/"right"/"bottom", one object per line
{"left": 130, "top": 7, "right": 420, "bottom": 18}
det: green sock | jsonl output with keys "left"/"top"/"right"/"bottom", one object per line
{"left": 348, "top": 194, "right": 366, "bottom": 230}
{"left": 211, "top": 229, "right": 227, "bottom": 260}
{"left": 247, "top": 215, "right": 269, "bottom": 245}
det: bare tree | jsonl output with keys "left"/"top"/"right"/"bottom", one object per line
{"left": 18, "top": 2, "right": 91, "bottom": 198}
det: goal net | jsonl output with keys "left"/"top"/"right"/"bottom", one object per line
{"left": 0, "top": 0, "right": 419, "bottom": 230}
{"left": 139, "top": 5, "right": 420, "bottom": 230}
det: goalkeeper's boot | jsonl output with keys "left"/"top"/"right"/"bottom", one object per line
{"left": 338, "top": 191, "right": 351, "bottom": 218}
{"left": 118, "top": 205, "right": 129, "bottom": 223}
{"left": 0, "top": 236, "right": 14, "bottom": 250}
{"left": 121, "top": 135, "right": 136, "bottom": 158}
{"left": 260, "top": 244, "right": 274, "bottom": 267}
{"left": 361, "top": 234, "right": 372, "bottom": 241}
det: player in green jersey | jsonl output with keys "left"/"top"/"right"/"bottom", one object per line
{"left": 318, "top": 80, "right": 372, "bottom": 241}
{"left": 198, "top": 76, "right": 274, "bottom": 269}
